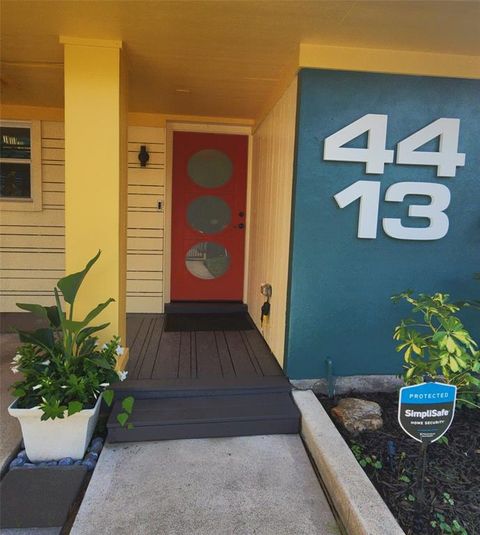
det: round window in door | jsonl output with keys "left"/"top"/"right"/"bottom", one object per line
{"left": 187, "top": 195, "right": 231, "bottom": 234}
{"left": 187, "top": 149, "right": 233, "bottom": 188}
{"left": 185, "top": 241, "right": 230, "bottom": 280}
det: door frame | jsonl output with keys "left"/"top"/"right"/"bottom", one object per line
{"left": 164, "top": 121, "right": 253, "bottom": 309}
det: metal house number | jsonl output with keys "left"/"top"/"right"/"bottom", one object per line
{"left": 324, "top": 114, "right": 466, "bottom": 240}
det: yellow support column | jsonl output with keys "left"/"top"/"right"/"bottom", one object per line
{"left": 61, "top": 37, "right": 127, "bottom": 345}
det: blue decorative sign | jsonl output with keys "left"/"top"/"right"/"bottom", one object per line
{"left": 398, "top": 382, "right": 457, "bottom": 443}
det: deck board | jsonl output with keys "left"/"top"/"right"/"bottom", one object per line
{"left": 151, "top": 331, "right": 182, "bottom": 379}
{"left": 127, "top": 316, "right": 154, "bottom": 377}
{"left": 242, "top": 329, "right": 284, "bottom": 376}
{"left": 177, "top": 331, "right": 193, "bottom": 379}
{"left": 138, "top": 316, "right": 165, "bottom": 379}
{"left": 196, "top": 331, "right": 222, "bottom": 378}
{"left": 223, "top": 330, "right": 258, "bottom": 377}
{"left": 126, "top": 313, "right": 283, "bottom": 384}
{"left": 214, "top": 331, "right": 236, "bottom": 378}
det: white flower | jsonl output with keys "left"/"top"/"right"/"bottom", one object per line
{"left": 41, "top": 360, "right": 50, "bottom": 366}
{"left": 11, "top": 365, "right": 19, "bottom": 374}
{"left": 117, "top": 370, "right": 128, "bottom": 382}
{"left": 32, "top": 384, "right": 42, "bottom": 391}
{"left": 13, "top": 354, "right": 22, "bottom": 363}
{"left": 100, "top": 382, "right": 110, "bottom": 387}
{"left": 60, "top": 385, "right": 67, "bottom": 389}
{"left": 115, "top": 345, "right": 124, "bottom": 356}
{"left": 102, "top": 343, "right": 108, "bottom": 350}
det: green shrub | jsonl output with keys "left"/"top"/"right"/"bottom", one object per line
{"left": 10, "top": 251, "right": 133, "bottom": 424}
{"left": 392, "top": 291, "right": 480, "bottom": 408}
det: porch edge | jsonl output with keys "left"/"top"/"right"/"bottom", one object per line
{"left": 293, "top": 390, "right": 405, "bottom": 535}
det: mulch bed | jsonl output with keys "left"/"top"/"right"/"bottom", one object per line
{"left": 318, "top": 392, "right": 480, "bottom": 535}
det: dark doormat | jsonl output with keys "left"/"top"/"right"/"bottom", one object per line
{"left": 164, "top": 313, "right": 255, "bottom": 332}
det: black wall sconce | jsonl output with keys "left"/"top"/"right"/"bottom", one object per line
{"left": 138, "top": 145, "right": 150, "bottom": 167}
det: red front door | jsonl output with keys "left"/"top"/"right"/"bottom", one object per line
{"left": 171, "top": 132, "right": 248, "bottom": 301}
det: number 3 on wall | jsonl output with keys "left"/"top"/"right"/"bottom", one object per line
{"left": 383, "top": 182, "right": 450, "bottom": 240}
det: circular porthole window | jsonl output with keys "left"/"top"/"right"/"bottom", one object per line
{"left": 185, "top": 241, "right": 230, "bottom": 280}
{"left": 187, "top": 149, "right": 233, "bottom": 188}
{"left": 187, "top": 196, "right": 231, "bottom": 234}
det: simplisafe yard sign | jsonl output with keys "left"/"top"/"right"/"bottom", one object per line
{"left": 398, "top": 382, "right": 457, "bottom": 443}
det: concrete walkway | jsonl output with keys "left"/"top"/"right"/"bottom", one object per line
{"left": 0, "top": 334, "right": 22, "bottom": 472}
{"left": 71, "top": 435, "right": 340, "bottom": 535}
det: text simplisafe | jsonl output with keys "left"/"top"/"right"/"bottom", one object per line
{"left": 404, "top": 409, "right": 450, "bottom": 419}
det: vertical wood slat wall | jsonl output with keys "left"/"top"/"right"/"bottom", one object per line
{"left": 246, "top": 79, "right": 298, "bottom": 367}
{"left": 0, "top": 123, "right": 166, "bottom": 313}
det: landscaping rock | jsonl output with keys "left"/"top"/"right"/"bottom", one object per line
{"left": 89, "top": 438, "right": 103, "bottom": 454}
{"left": 331, "top": 398, "right": 383, "bottom": 434}
{"left": 82, "top": 459, "right": 96, "bottom": 471}
{"left": 9, "top": 457, "right": 25, "bottom": 469}
{"left": 17, "top": 449, "right": 28, "bottom": 460}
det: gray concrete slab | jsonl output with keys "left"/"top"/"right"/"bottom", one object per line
{"left": 1, "top": 334, "right": 22, "bottom": 472}
{"left": 71, "top": 435, "right": 340, "bottom": 535}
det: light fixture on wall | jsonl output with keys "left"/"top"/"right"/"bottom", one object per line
{"left": 138, "top": 145, "right": 149, "bottom": 167}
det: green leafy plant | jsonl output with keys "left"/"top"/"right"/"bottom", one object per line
{"left": 392, "top": 291, "right": 480, "bottom": 408}
{"left": 430, "top": 513, "right": 469, "bottom": 534}
{"left": 10, "top": 251, "right": 133, "bottom": 426}
{"left": 442, "top": 492, "right": 455, "bottom": 506}
{"left": 350, "top": 441, "right": 383, "bottom": 470}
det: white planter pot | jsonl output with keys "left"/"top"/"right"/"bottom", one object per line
{"left": 8, "top": 395, "right": 102, "bottom": 462}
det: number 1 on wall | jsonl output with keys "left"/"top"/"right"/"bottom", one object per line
{"left": 333, "top": 180, "right": 381, "bottom": 238}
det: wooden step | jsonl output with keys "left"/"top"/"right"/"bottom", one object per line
{"left": 107, "top": 392, "right": 300, "bottom": 442}
{"left": 164, "top": 302, "right": 248, "bottom": 314}
{"left": 112, "top": 375, "right": 292, "bottom": 399}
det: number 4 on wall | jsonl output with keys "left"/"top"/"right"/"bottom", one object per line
{"left": 324, "top": 114, "right": 466, "bottom": 177}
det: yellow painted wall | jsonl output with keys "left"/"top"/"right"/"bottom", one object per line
{"left": 246, "top": 78, "right": 298, "bottom": 366}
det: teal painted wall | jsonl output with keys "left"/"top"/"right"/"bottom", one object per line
{"left": 286, "top": 69, "right": 480, "bottom": 379}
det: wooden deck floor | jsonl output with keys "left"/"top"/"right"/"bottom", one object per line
{"left": 109, "top": 314, "right": 298, "bottom": 442}
{"left": 125, "top": 313, "right": 284, "bottom": 382}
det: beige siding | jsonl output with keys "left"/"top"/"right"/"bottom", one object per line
{"left": 0, "top": 121, "right": 65, "bottom": 310}
{"left": 0, "top": 123, "right": 165, "bottom": 313}
{"left": 126, "top": 126, "right": 165, "bottom": 312}
{"left": 246, "top": 78, "right": 297, "bottom": 366}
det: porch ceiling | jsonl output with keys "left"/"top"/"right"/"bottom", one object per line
{"left": 1, "top": 1, "right": 479, "bottom": 121}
